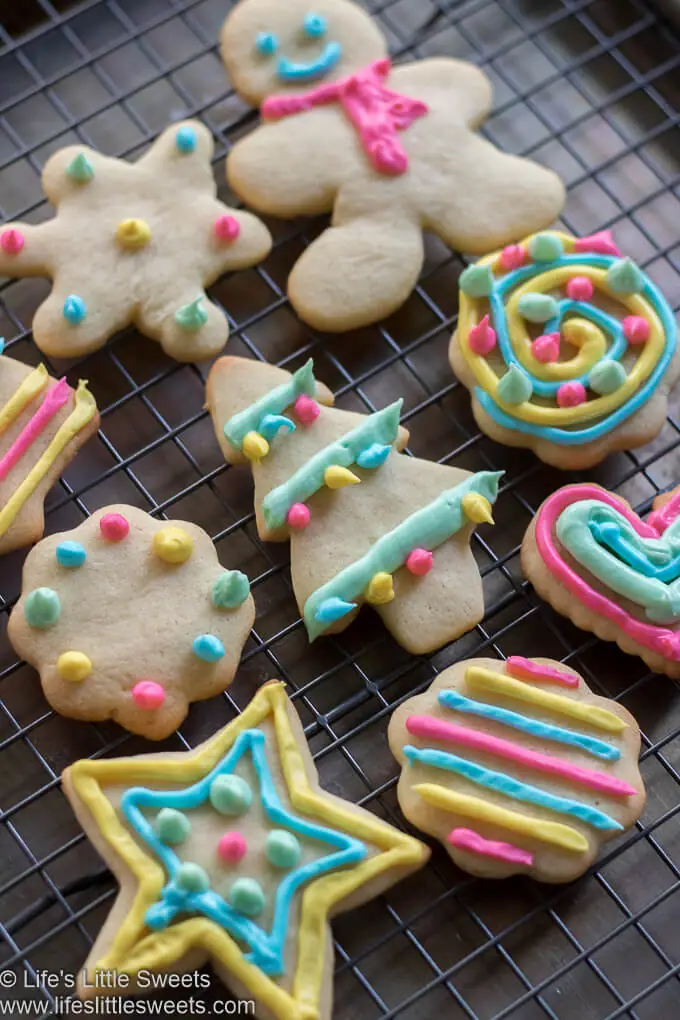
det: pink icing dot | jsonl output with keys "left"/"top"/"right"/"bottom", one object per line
{"left": 468, "top": 314, "right": 496, "bottom": 355}
{"left": 214, "top": 215, "right": 240, "bottom": 242}
{"left": 557, "top": 381, "right": 587, "bottom": 408}
{"left": 1, "top": 228, "right": 24, "bottom": 255}
{"left": 287, "top": 503, "right": 310, "bottom": 529}
{"left": 294, "top": 394, "right": 320, "bottom": 426}
{"left": 566, "top": 276, "right": 593, "bottom": 301}
{"left": 531, "top": 332, "right": 560, "bottom": 364}
{"left": 622, "top": 315, "right": 650, "bottom": 345}
{"left": 100, "top": 513, "right": 130, "bottom": 541}
{"left": 131, "top": 680, "right": 165, "bottom": 710}
{"left": 406, "top": 548, "right": 433, "bottom": 576}
{"left": 498, "top": 244, "right": 526, "bottom": 271}
{"left": 218, "top": 832, "right": 247, "bottom": 863}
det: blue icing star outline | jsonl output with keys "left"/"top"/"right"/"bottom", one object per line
{"left": 120, "top": 729, "right": 366, "bottom": 976}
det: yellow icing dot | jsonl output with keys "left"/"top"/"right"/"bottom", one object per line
{"left": 461, "top": 492, "right": 494, "bottom": 525}
{"left": 365, "top": 571, "right": 394, "bottom": 605}
{"left": 57, "top": 651, "right": 92, "bottom": 683}
{"left": 324, "top": 465, "right": 360, "bottom": 489}
{"left": 115, "top": 218, "right": 151, "bottom": 250}
{"left": 242, "top": 431, "right": 270, "bottom": 462}
{"left": 153, "top": 526, "right": 194, "bottom": 564}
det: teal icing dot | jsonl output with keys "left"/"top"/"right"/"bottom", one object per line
{"left": 517, "top": 292, "right": 559, "bottom": 323}
{"left": 588, "top": 359, "right": 627, "bottom": 395}
{"left": 193, "top": 634, "right": 225, "bottom": 662}
{"left": 175, "top": 126, "right": 197, "bottom": 153}
{"left": 175, "top": 862, "right": 210, "bottom": 893}
{"left": 228, "top": 877, "right": 265, "bottom": 917}
{"left": 528, "top": 232, "right": 564, "bottom": 262}
{"left": 56, "top": 541, "right": 87, "bottom": 568}
{"left": 156, "top": 808, "right": 191, "bottom": 845}
{"left": 63, "top": 295, "right": 86, "bottom": 325}
{"left": 256, "top": 32, "right": 278, "bottom": 55}
{"left": 265, "top": 829, "right": 302, "bottom": 869}
{"left": 606, "top": 257, "right": 644, "bottom": 295}
{"left": 24, "top": 588, "right": 61, "bottom": 629}
{"left": 209, "top": 774, "right": 252, "bottom": 816}
{"left": 459, "top": 263, "right": 495, "bottom": 298}
{"left": 497, "top": 364, "right": 533, "bottom": 405}
{"left": 211, "top": 571, "right": 250, "bottom": 609}
{"left": 304, "top": 12, "right": 327, "bottom": 36}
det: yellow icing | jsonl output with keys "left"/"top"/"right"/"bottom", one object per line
{"left": 365, "top": 572, "right": 394, "bottom": 605}
{"left": 414, "top": 783, "right": 588, "bottom": 853}
{"left": 152, "top": 525, "right": 194, "bottom": 564}
{"left": 57, "top": 651, "right": 92, "bottom": 682}
{"left": 116, "top": 218, "right": 151, "bottom": 250}
{"left": 67, "top": 682, "right": 426, "bottom": 1018}
{"left": 461, "top": 492, "right": 494, "bottom": 524}
{"left": 323, "top": 465, "right": 360, "bottom": 489}
{"left": 0, "top": 380, "right": 97, "bottom": 539}
{"left": 465, "top": 666, "right": 626, "bottom": 734}
{"left": 242, "top": 431, "right": 270, "bottom": 462}
{"left": 0, "top": 364, "right": 49, "bottom": 435}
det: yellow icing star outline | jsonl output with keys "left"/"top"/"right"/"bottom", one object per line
{"left": 66, "top": 682, "right": 427, "bottom": 1020}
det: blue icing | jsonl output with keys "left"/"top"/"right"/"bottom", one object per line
{"left": 175, "top": 126, "right": 197, "bottom": 153}
{"left": 259, "top": 414, "right": 295, "bottom": 442}
{"left": 63, "top": 295, "right": 86, "bottom": 324}
{"left": 121, "top": 729, "right": 366, "bottom": 976}
{"left": 589, "top": 516, "right": 680, "bottom": 582}
{"left": 277, "top": 41, "right": 342, "bottom": 82}
{"left": 304, "top": 12, "right": 327, "bottom": 36}
{"left": 56, "top": 541, "right": 87, "bottom": 568}
{"left": 355, "top": 443, "right": 392, "bottom": 469}
{"left": 314, "top": 596, "right": 356, "bottom": 625}
{"left": 193, "top": 635, "right": 225, "bottom": 662}
{"left": 256, "top": 32, "right": 278, "bottom": 55}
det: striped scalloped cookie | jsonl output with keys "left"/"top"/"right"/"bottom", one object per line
{"left": 388, "top": 656, "right": 644, "bottom": 883}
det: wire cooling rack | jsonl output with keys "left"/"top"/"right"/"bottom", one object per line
{"left": 2, "top": 0, "right": 680, "bottom": 1017}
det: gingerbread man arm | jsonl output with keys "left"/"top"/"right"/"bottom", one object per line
{"left": 0, "top": 219, "right": 63, "bottom": 277}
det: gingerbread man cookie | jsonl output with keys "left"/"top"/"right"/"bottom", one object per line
{"left": 63, "top": 681, "right": 429, "bottom": 1015}
{"left": 9, "top": 505, "right": 255, "bottom": 739}
{"left": 220, "top": 0, "right": 565, "bottom": 332}
{"left": 207, "top": 356, "right": 502, "bottom": 654}
{"left": 388, "top": 657, "right": 644, "bottom": 883}
{"left": 0, "top": 121, "right": 271, "bottom": 361}
{"left": 0, "top": 345, "right": 98, "bottom": 555}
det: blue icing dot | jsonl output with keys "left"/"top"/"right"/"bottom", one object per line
{"left": 304, "top": 12, "right": 327, "bottom": 36}
{"left": 193, "top": 634, "right": 225, "bottom": 662}
{"left": 175, "top": 126, "right": 197, "bottom": 154}
{"left": 356, "top": 443, "right": 391, "bottom": 469}
{"left": 62, "top": 295, "right": 86, "bottom": 325}
{"left": 256, "top": 32, "right": 278, "bottom": 55}
{"left": 56, "top": 541, "right": 87, "bottom": 568}
{"left": 314, "top": 597, "right": 356, "bottom": 624}
{"left": 0, "top": 338, "right": 5, "bottom": 356}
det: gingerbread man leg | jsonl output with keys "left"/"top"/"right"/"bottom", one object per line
{"left": 32, "top": 270, "right": 135, "bottom": 359}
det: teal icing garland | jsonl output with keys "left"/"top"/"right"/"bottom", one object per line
{"left": 223, "top": 359, "right": 316, "bottom": 449}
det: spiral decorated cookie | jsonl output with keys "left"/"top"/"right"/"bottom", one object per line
{"left": 63, "top": 681, "right": 429, "bottom": 1014}
{"left": 0, "top": 347, "right": 98, "bottom": 555}
{"left": 522, "top": 483, "right": 680, "bottom": 678}
{"left": 388, "top": 657, "right": 644, "bottom": 883}
{"left": 449, "top": 230, "right": 680, "bottom": 468}
{"left": 8, "top": 505, "right": 255, "bottom": 739}
{"left": 0, "top": 121, "right": 271, "bottom": 361}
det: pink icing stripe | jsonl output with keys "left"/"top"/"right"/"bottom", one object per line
{"left": 448, "top": 828, "right": 534, "bottom": 867}
{"left": 261, "top": 58, "right": 428, "bottom": 176}
{"left": 0, "top": 378, "right": 70, "bottom": 483}
{"left": 405, "top": 715, "right": 636, "bottom": 797}
{"left": 506, "top": 655, "right": 579, "bottom": 688}
{"left": 535, "top": 484, "right": 680, "bottom": 661}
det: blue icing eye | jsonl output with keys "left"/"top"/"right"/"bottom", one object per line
{"left": 256, "top": 32, "right": 278, "bottom": 55}
{"left": 304, "top": 12, "right": 327, "bottom": 36}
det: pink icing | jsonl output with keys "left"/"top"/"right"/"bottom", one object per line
{"left": 287, "top": 503, "right": 310, "bottom": 529}
{"left": 531, "top": 332, "right": 560, "bottom": 364}
{"left": 468, "top": 314, "right": 496, "bottom": 355}
{"left": 566, "top": 276, "right": 594, "bottom": 301}
{"left": 622, "top": 315, "right": 649, "bottom": 345}
{"left": 131, "top": 680, "right": 165, "bottom": 709}
{"left": 0, "top": 378, "right": 69, "bottom": 483}
{"left": 505, "top": 655, "right": 578, "bottom": 688}
{"left": 1, "top": 228, "right": 24, "bottom": 255}
{"left": 261, "top": 58, "right": 428, "bottom": 176}
{"left": 293, "top": 394, "right": 320, "bottom": 426}
{"left": 218, "top": 832, "right": 247, "bottom": 863}
{"left": 449, "top": 828, "right": 534, "bottom": 867}
{"left": 535, "top": 484, "right": 680, "bottom": 660}
{"left": 647, "top": 490, "right": 680, "bottom": 535}
{"left": 406, "top": 714, "right": 636, "bottom": 796}
{"left": 100, "top": 513, "right": 130, "bottom": 541}
{"left": 498, "top": 244, "right": 526, "bottom": 272}
{"left": 406, "top": 548, "right": 433, "bottom": 575}
{"left": 573, "top": 230, "right": 621, "bottom": 257}
{"left": 557, "top": 381, "right": 586, "bottom": 407}
{"left": 214, "top": 215, "right": 240, "bottom": 242}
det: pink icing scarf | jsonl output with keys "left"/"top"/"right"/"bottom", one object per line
{"left": 260, "top": 57, "right": 429, "bottom": 175}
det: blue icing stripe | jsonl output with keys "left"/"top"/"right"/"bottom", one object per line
{"left": 121, "top": 729, "right": 365, "bottom": 976}
{"left": 589, "top": 517, "right": 680, "bottom": 582}
{"left": 437, "top": 689, "right": 619, "bottom": 761}
{"left": 403, "top": 744, "right": 622, "bottom": 831}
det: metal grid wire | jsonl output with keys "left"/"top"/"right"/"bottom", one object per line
{"left": 2, "top": 0, "right": 680, "bottom": 1016}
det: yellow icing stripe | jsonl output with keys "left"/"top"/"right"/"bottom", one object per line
{"left": 0, "top": 364, "right": 48, "bottom": 435}
{"left": 414, "top": 783, "right": 588, "bottom": 853}
{"left": 0, "top": 380, "right": 97, "bottom": 539}
{"left": 465, "top": 666, "right": 626, "bottom": 734}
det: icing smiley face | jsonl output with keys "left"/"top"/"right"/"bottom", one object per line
{"left": 256, "top": 11, "right": 342, "bottom": 83}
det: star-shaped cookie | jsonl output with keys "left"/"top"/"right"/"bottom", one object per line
{"left": 0, "top": 121, "right": 272, "bottom": 362}
{"left": 63, "top": 682, "right": 428, "bottom": 1018}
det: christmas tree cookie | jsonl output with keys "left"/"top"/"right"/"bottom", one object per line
{"left": 206, "top": 357, "right": 502, "bottom": 653}
{"left": 63, "top": 681, "right": 429, "bottom": 1014}
{"left": 0, "top": 345, "right": 98, "bottom": 555}
{"left": 0, "top": 121, "right": 271, "bottom": 361}
{"left": 9, "top": 505, "right": 255, "bottom": 739}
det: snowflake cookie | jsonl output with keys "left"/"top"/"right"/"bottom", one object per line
{"left": 388, "top": 657, "right": 645, "bottom": 883}
{"left": 9, "top": 505, "right": 255, "bottom": 739}
{"left": 0, "top": 345, "right": 99, "bottom": 555}
{"left": 220, "top": 0, "right": 565, "bottom": 331}
{"left": 0, "top": 121, "right": 272, "bottom": 361}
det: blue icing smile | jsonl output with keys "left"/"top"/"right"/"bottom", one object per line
{"left": 277, "top": 40, "right": 342, "bottom": 81}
